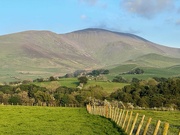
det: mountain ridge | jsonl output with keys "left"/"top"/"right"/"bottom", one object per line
{"left": 0, "top": 28, "right": 180, "bottom": 81}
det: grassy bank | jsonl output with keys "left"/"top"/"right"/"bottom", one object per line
{"left": 0, "top": 106, "right": 126, "bottom": 135}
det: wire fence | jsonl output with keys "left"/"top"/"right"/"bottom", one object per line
{"left": 86, "top": 104, "right": 180, "bottom": 135}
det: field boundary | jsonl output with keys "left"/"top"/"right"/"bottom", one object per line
{"left": 86, "top": 104, "right": 180, "bottom": 135}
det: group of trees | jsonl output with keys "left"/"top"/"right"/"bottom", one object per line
{"left": 110, "top": 77, "right": 180, "bottom": 109}
{"left": 112, "top": 76, "right": 128, "bottom": 83}
{"left": 0, "top": 82, "right": 107, "bottom": 106}
{"left": 122, "top": 68, "right": 144, "bottom": 75}
{"left": 1, "top": 74, "right": 180, "bottom": 110}
{"left": 64, "top": 69, "right": 109, "bottom": 78}
{"left": 87, "top": 69, "right": 109, "bottom": 76}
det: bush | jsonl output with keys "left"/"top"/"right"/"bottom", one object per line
{"left": 78, "top": 76, "right": 88, "bottom": 84}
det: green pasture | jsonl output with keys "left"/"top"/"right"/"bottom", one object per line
{"left": 133, "top": 110, "right": 180, "bottom": 134}
{"left": 84, "top": 80, "right": 129, "bottom": 93}
{"left": 0, "top": 106, "right": 126, "bottom": 135}
{"left": 108, "top": 64, "right": 180, "bottom": 80}
{"left": 33, "top": 78, "right": 129, "bottom": 93}
{"left": 33, "top": 78, "right": 78, "bottom": 90}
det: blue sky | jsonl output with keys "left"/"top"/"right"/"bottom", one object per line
{"left": 0, "top": 0, "right": 180, "bottom": 48}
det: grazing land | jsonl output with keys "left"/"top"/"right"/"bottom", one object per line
{"left": 133, "top": 110, "right": 180, "bottom": 134}
{"left": 107, "top": 64, "right": 180, "bottom": 80}
{"left": 33, "top": 78, "right": 129, "bottom": 93}
{"left": 0, "top": 106, "right": 126, "bottom": 135}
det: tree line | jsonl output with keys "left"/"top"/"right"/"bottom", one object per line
{"left": 0, "top": 76, "right": 179, "bottom": 110}
{"left": 0, "top": 82, "right": 107, "bottom": 106}
{"left": 110, "top": 77, "right": 180, "bottom": 110}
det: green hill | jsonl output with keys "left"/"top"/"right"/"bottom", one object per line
{"left": 0, "top": 28, "right": 180, "bottom": 82}
{"left": 127, "top": 53, "right": 180, "bottom": 68}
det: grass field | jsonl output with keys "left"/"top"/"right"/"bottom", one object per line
{"left": 33, "top": 78, "right": 78, "bottom": 90}
{"left": 84, "top": 80, "right": 129, "bottom": 93}
{"left": 107, "top": 64, "right": 180, "bottom": 80}
{"left": 0, "top": 106, "right": 126, "bottom": 135}
{"left": 33, "top": 78, "right": 129, "bottom": 93}
{"left": 133, "top": 110, "right": 180, "bottom": 134}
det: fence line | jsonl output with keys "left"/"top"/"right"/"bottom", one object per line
{"left": 86, "top": 104, "right": 180, "bottom": 135}
{"left": 1, "top": 102, "right": 82, "bottom": 107}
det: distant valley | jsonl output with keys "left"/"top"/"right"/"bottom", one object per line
{"left": 0, "top": 28, "right": 180, "bottom": 82}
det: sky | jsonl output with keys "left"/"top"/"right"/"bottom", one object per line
{"left": 0, "top": 0, "right": 180, "bottom": 48}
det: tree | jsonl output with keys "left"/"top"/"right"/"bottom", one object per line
{"left": 112, "top": 76, "right": 127, "bottom": 83}
{"left": 49, "top": 76, "right": 56, "bottom": 81}
{"left": 8, "top": 95, "right": 22, "bottom": 105}
{"left": 131, "top": 78, "right": 140, "bottom": 83}
{"left": 127, "top": 68, "right": 144, "bottom": 74}
{"left": 78, "top": 76, "right": 88, "bottom": 84}
{"left": 102, "top": 70, "right": 109, "bottom": 74}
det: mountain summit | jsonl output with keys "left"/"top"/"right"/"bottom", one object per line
{"left": 0, "top": 28, "right": 180, "bottom": 81}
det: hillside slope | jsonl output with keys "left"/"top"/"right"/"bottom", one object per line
{"left": 0, "top": 28, "right": 179, "bottom": 81}
{"left": 63, "top": 28, "right": 180, "bottom": 65}
{"left": 0, "top": 30, "right": 98, "bottom": 72}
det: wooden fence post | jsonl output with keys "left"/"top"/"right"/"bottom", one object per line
{"left": 122, "top": 110, "right": 129, "bottom": 129}
{"left": 111, "top": 106, "right": 114, "bottom": 120}
{"left": 129, "top": 113, "right": 139, "bottom": 135}
{"left": 86, "top": 106, "right": 179, "bottom": 135}
{"left": 109, "top": 106, "right": 112, "bottom": 118}
{"left": 96, "top": 106, "right": 99, "bottom": 115}
{"left": 119, "top": 110, "right": 125, "bottom": 126}
{"left": 153, "top": 120, "right": 161, "bottom": 135}
{"left": 136, "top": 115, "right": 145, "bottom": 135}
{"left": 99, "top": 106, "right": 101, "bottom": 115}
{"left": 111, "top": 106, "right": 114, "bottom": 119}
{"left": 116, "top": 108, "right": 120, "bottom": 122}
{"left": 93, "top": 105, "right": 96, "bottom": 115}
{"left": 143, "top": 117, "right": 152, "bottom": 135}
{"left": 125, "top": 111, "right": 133, "bottom": 133}
{"left": 162, "top": 122, "right": 169, "bottom": 135}
{"left": 100, "top": 106, "right": 102, "bottom": 116}
{"left": 113, "top": 107, "right": 118, "bottom": 121}
{"left": 117, "top": 109, "right": 122, "bottom": 125}
{"left": 114, "top": 107, "right": 116, "bottom": 120}
{"left": 105, "top": 105, "right": 108, "bottom": 118}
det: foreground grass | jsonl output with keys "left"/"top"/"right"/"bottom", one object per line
{"left": 133, "top": 110, "right": 180, "bottom": 134}
{"left": 0, "top": 106, "right": 125, "bottom": 135}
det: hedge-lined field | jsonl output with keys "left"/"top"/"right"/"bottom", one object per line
{"left": 33, "top": 78, "right": 129, "bottom": 93}
{"left": 0, "top": 106, "right": 126, "bottom": 135}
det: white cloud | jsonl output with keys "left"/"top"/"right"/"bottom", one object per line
{"left": 80, "top": 14, "right": 87, "bottom": 20}
{"left": 78, "top": 0, "right": 107, "bottom": 8}
{"left": 122, "top": 0, "right": 174, "bottom": 19}
{"left": 79, "top": 0, "right": 98, "bottom": 6}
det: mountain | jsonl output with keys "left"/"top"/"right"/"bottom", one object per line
{"left": 63, "top": 28, "right": 180, "bottom": 65}
{"left": 0, "top": 28, "right": 180, "bottom": 82}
